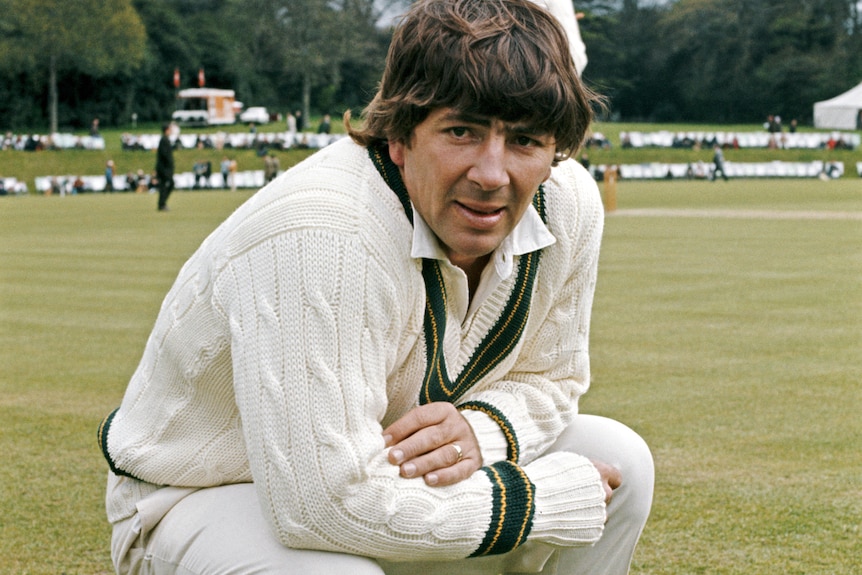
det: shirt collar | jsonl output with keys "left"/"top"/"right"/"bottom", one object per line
{"left": 410, "top": 203, "right": 556, "bottom": 279}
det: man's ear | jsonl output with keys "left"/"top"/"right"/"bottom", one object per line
{"left": 388, "top": 139, "right": 406, "bottom": 168}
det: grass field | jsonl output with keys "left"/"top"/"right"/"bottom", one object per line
{"left": 1, "top": 176, "right": 860, "bottom": 574}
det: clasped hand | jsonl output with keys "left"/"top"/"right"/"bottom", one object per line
{"left": 383, "top": 402, "right": 482, "bottom": 487}
{"left": 383, "top": 402, "right": 621, "bottom": 504}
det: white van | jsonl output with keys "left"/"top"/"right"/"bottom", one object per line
{"left": 172, "top": 88, "right": 237, "bottom": 126}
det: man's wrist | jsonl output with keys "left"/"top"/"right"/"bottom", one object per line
{"left": 460, "top": 407, "right": 509, "bottom": 463}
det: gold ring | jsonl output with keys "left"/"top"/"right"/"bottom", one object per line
{"left": 451, "top": 443, "right": 463, "bottom": 463}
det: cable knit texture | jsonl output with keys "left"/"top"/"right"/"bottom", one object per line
{"left": 102, "top": 137, "right": 606, "bottom": 561}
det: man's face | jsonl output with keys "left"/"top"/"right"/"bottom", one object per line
{"left": 389, "top": 108, "right": 556, "bottom": 271}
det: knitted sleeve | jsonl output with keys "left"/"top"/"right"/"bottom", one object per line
{"left": 459, "top": 159, "right": 605, "bottom": 466}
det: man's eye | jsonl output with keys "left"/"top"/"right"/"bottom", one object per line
{"left": 515, "top": 135, "right": 537, "bottom": 147}
{"left": 450, "top": 127, "right": 469, "bottom": 137}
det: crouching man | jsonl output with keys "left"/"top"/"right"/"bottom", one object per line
{"left": 99, "top": 1, "right": 653, "bottom": 573}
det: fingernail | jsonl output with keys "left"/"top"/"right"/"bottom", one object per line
{"left": 383, "top": 434, "right": 393, "bottom": 446}
{"left": 426, "top": 473, "right": 438, "bottom": 485}
{"left": 391, "top": 449, "right": 404, "bottom": 464}
{"left": 402, "top": 463, "right": 416, "bottom": 477}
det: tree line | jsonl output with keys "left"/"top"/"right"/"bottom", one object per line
{"left": 581, "top": 0, "right": 862, "bottom": 124}
{"left": 1, "top": 0, "right": 860, "bottom": 132}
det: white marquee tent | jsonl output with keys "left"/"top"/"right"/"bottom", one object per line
{"left": 813, "top": 82, "right": 862, "bottom": 130}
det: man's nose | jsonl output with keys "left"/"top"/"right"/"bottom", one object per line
{"left": 468, "top": 137, "right": 510, "bottom": 191}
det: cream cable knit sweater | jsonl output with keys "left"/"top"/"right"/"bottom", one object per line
{"left": 102, "top": 138, "right": 607, "bottom": 561}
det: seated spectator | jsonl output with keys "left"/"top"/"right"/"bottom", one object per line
{"left": 47, "top": 177, "right": 62, "bottom": 195}
{"left": 148, "top": 171, "right": 159, "bottom": 193}
{"left": 72, "top": 176, "right": 86, "bottom": 195}
{"left": 126, "top": 172, "right": 138, "bottom": 192}
{"left": 820, "top": 162, "right": 840, "bottom": 180}
{"left": 135, "top": 170, "right": 149, "bottom": 193}
{"left": 193, "top": 160, "right": 212, "bottom": 188}
{"left": 193, "top": 161, "right": 206, "bottom": 189}
{"left": 121, "top": 133, "right": 142, "bottom": 151}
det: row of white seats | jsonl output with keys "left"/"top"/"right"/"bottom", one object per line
{"left": 619, "top": 131, "right": 860, "bottom": 150}
{"left": 2, "top": 134, "right": 105, "bottom": 150}
{"left": 594, "top": 161, "right": 845, "bottom": 180}
{"left": 33, "top": 170, "right": 269, "bottom": 194}
{"left": 1, "top": 177, "right": 28, "bottom": 194}
{"left": 122, "top": 132, "right": 346, "bottom": 151}
{"left": 51, "top": 134, "right": 107, "bottom": 150}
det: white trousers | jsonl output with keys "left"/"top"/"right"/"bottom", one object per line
{"left": 110, "top": 415, "right": 654, "bottom": 575}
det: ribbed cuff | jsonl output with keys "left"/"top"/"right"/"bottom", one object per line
{"left": 461, "top": 407, "right": 510, "bottom": 464}
{"left": 522, "top": 452, "right": 606, "bottom": 546}
{"left": 470, "top": 461, "right": 536, "bottom": 557}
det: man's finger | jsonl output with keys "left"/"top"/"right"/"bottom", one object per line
{"left": 383, "top": 403, "right": 452, "bottom": 446}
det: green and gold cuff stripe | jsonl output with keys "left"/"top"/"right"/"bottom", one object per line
{"left": 459, "top": 401, "right": 520, "bottom": 463}
{"left": 470, "top": 460, "right": 536, "bottom": 557}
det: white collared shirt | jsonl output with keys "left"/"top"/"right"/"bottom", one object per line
{"left": 410, "top": 203, "right": 556, "bottom": 322}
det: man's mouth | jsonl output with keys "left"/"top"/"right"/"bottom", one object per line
{"left": 456, "top": 201, "right": 505, "bottom": 228}
{"left": 457, "top": 200, "right": 504, "bottom": 214}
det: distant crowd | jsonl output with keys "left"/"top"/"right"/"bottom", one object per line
{"left": 616, "top": 130, "right": 858, "bottom": 151}
{"left": 2, "top": 115, "right": 861, "bottom": 197}
{"left": 120, "top": 131, "right": 346, "bottom": 153}
{"left": 2, "top": 131, "right": 105, "bottom": 151}
{"left": 1, "top": 125, "right": 856, "bottom": 154}
{"left": 580, "top": 159, "right": 851, "bottom": 182}
{"left": 31, "top": 165, "right": 268, "bottom": 196}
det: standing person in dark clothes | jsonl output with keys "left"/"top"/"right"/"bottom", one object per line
{"left": 710, "top": 144, "right": 729, "bottom": 182}
{"left": 156, "top": 123, "right": 175, "bottom": 211}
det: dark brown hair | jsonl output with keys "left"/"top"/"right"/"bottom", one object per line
{"left": 348, "top": 0, "right": 600, "bottom": 161}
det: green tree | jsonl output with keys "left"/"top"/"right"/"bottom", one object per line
{"left": 657, "top": 0, "right": 748, "bottom": 122}
{"left": 224, "top": 0, "right": 386, "bottom": 122}
{"left": 577, "top": 0, "right": 862, "bottom": 123}
{"left": 577, "top": 0, "right": 670, "bottom": 121}
{"left": 0, "top": 0, "right": 147, "bottom": 132}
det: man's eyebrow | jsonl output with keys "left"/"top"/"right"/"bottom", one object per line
{"left": 439, "top": 111, "right": 492, "bottom": 126}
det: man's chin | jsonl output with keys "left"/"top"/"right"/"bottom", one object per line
{"left": 444, "top": 240, "right": 501, "bottom": 269}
